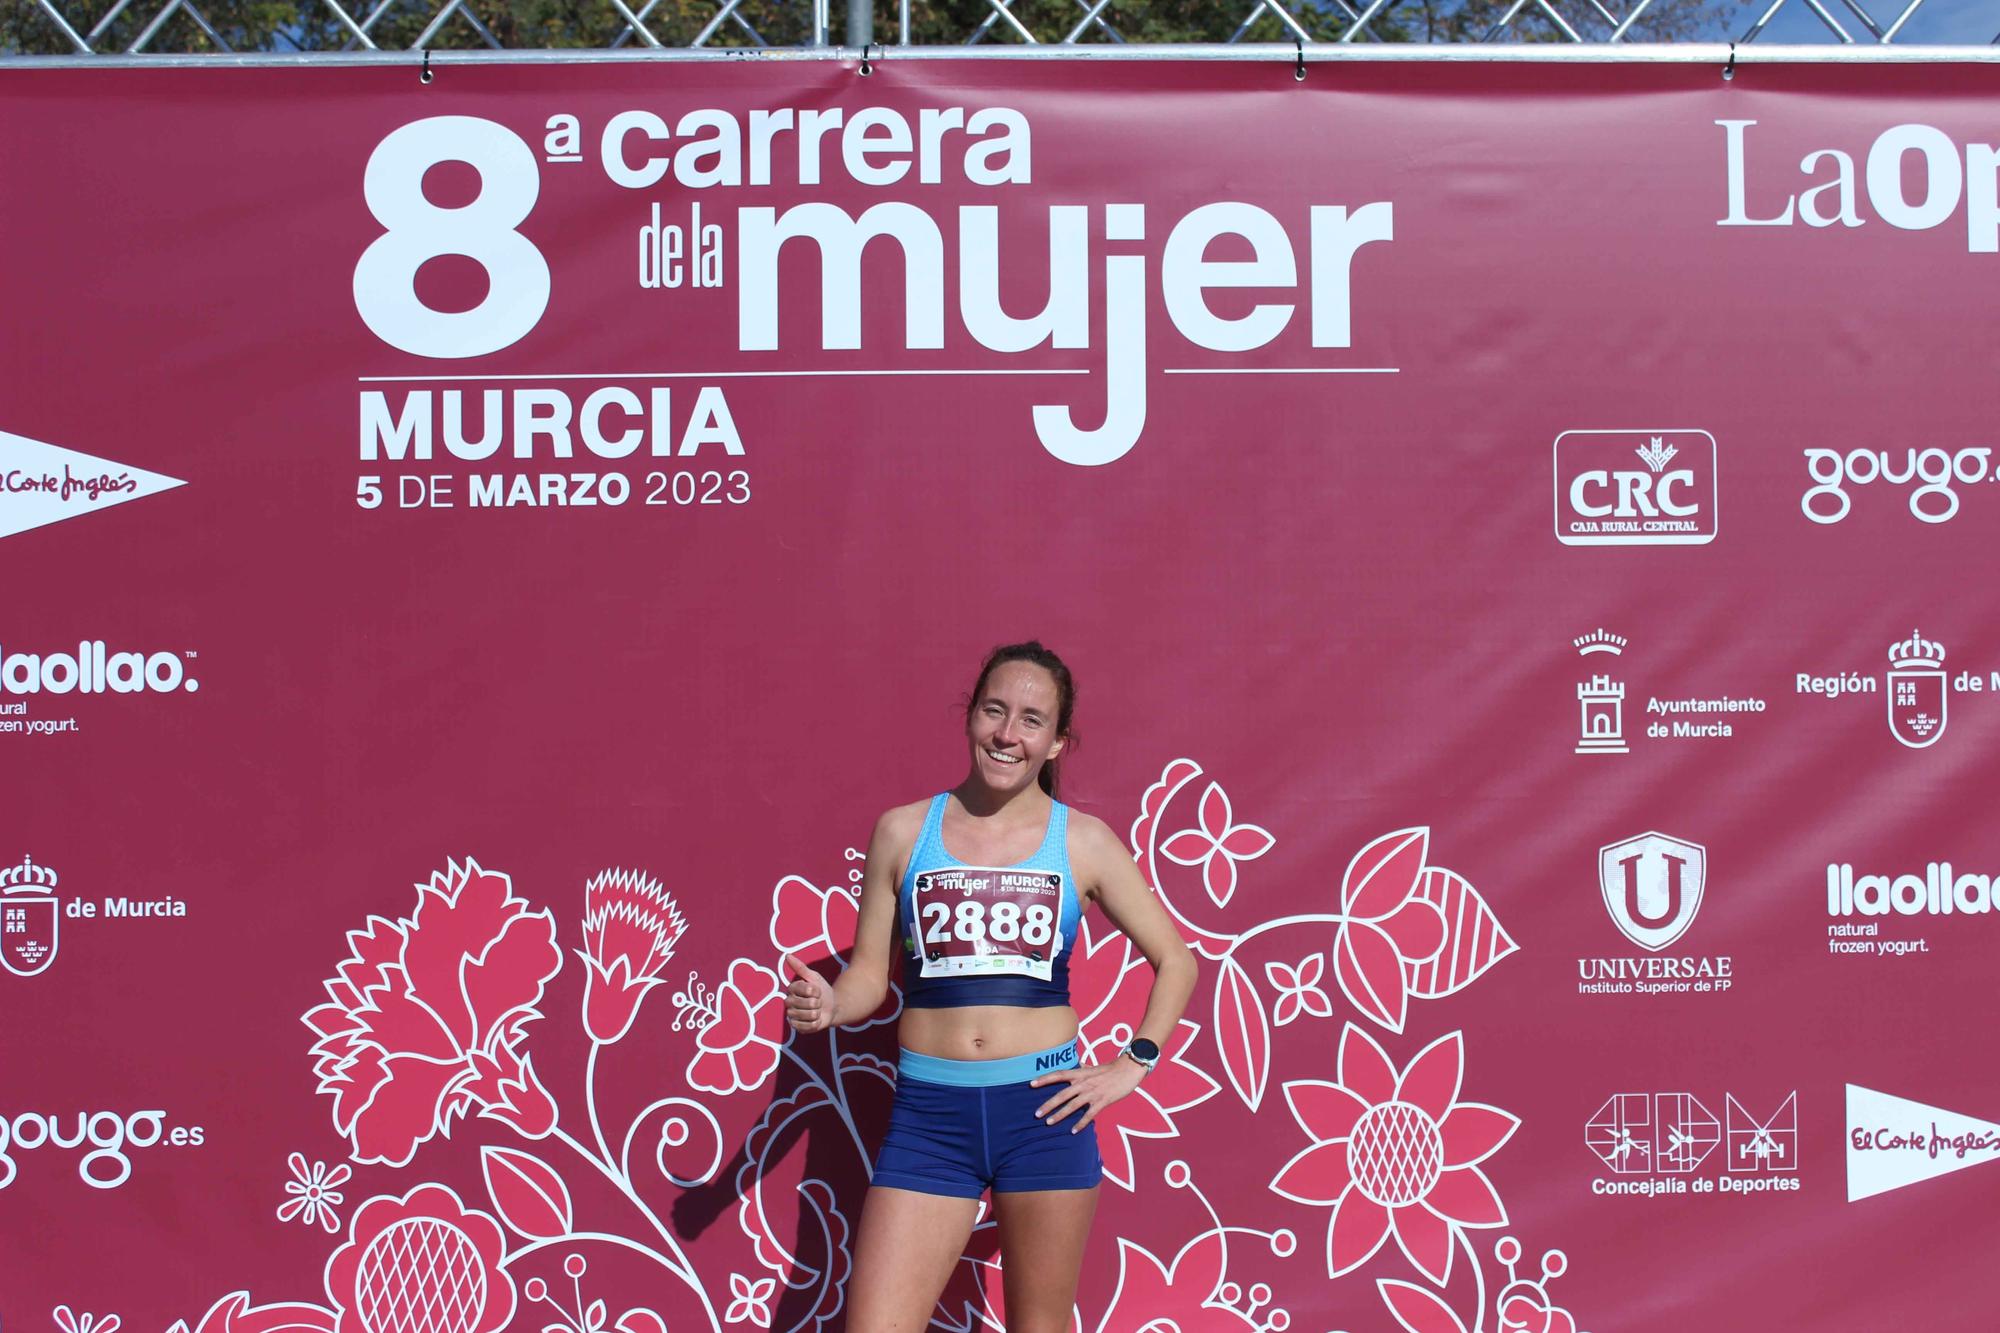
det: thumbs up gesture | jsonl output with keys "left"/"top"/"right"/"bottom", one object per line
{"left": 782, "top": 953, "right": 834, "bottom": 1035}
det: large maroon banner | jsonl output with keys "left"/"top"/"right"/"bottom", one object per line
{"left": 5, "top": 55, "right": 1999, "bottom": 1333}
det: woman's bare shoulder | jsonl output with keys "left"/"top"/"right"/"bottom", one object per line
{"left": 871, "top": 797, "right": 934, "bottom": 848}
{"left": 1063, "top": 808, "right": 1131, "bottom": 872}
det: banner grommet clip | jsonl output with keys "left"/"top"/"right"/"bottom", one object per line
{"left": 859, "top": 41, "right": 875, "bottom": 76}
{"left": 1294, "top": 37, "right": 1306, "bottom": 82}
{"left": 1722, "top": 43, "right": 1736, "bottom": 81}
{"left": 420, "top": 49, "right": 433, "bottom": 84}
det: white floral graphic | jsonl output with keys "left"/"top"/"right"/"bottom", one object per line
{"left": 275, "top": 1153, "right": 351, "bottom": 1233}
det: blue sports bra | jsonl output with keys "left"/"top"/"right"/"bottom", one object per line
{"left": 897, "top": 793, "right": 1084, "bottom": 1009}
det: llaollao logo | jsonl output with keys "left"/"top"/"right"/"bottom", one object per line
{"left": 0, "top": 641, "right": 199, "bottom": 695}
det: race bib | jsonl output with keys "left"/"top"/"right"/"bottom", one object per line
{"left": 912, "top": 867, "right": 1065, "bottom": 979}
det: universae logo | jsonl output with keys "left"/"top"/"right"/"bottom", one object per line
{"left": 1599, "top": 832, "right": 1706, "bottom": 952}
{"left": 1553, "top": 430, "right": 1718, "bottom": 547}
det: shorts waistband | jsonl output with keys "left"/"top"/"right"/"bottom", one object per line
{"left": 897, "top": 1039, "right": 1079, "bottom": 1087}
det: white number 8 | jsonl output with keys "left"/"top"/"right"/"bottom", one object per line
{"left": 354, "top": 116, "right": 550, "bottom": 359}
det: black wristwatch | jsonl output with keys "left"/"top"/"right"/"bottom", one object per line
{"left": 1121, "top": 1036, "right": 1161, "bottom": 1073}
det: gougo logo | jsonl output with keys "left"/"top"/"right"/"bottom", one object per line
{"left": 1802, "top": 447, "right": 1998, "bottom": 524}
{"left": 0, "top": 1109, "right": 206, "bottom": 1189}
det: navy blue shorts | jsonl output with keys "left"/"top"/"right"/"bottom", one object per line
{"left": 872, "top": 1041, "right": 1104, "bottom": 1199}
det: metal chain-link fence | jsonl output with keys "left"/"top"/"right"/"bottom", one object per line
{"left": 4, "top": 0, "right": 1992, "bottom": 54}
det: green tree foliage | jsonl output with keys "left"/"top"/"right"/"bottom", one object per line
{"left": 2, "top": 0, "right": 1732, "bottom": 54}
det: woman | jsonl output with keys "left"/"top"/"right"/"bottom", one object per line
{"left": 781, "top": 641, "right": 1199, "bottom": 1333}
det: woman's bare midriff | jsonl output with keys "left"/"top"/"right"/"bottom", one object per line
{"left": 899, "top": 1004, "right": 1082, "bottom": 1060}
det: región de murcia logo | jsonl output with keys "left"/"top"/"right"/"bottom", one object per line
{"left": 0, "top": 853, "right": 189, "bottom": 980}
{"left": 1, "top": 854, "right": 60, "bottom": 977}
{"left": 1796, "top": 629, "right": 1993, "bottom": 750}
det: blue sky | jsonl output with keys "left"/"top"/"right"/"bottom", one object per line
{"left": 1713, "top": 0, "right": 1994, "bottom": 42}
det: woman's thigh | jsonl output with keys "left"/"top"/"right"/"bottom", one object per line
{"left": 846, "top": 1184, "right": 982, "bottom": 1333}
{"left": 993, "top": 1186, "right": 1099, "bottom": 1333}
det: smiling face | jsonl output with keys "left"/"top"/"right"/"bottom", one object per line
{"left": 967, "top": 660, "right": 1067, "bottom": 796}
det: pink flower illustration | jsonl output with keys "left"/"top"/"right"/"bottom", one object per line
{"left": 769, "top": 874, "right": 859, "bottom": 959}
{"left": 1080, "top": 1020, "right": 1221, "bottom": 1190}
{"left": 686, "top": 958, "right": 787, "bottom": 1096}
{"left": 167, "top": 1294, "right": 334, "bottom": 1333}
{"left": 303, "top": 858, "right": 562, "bottom": 1166}
{"left": 53, "top": 1311, "right": 121, "bottom": 1333}
{"left": 324, "top": 1185, "right": 514, "bottom": 1333}
{"left": 580, "top": 868, "right": 687, "bottom": 1044}
{"left": 1075, "top": 958, "right": 1220, "bottom": 1190}
{"left": 1093, "top": 1229, "right": 1269, "bottom": 1333}
{"left": 1332, "top": 830, "right": 1451, "bottom": 1034}
{"left": 724, "top": 1274, "right": 776, "bottom": 1328}
{"left": 767, "top": 872, "right": 899, "bottom": 1028}
{"left": 1265, "top": 955, "right": 1334, "bottom": 1027}
{"left": 1271, "top": 1025, "right": 1517, "bottom": 1284}
{"left": 277, "top": 1153, "right": 351, "bottom": 1234}
{"left": 1159, "top": 781, "right": 1275, "bottom": 909}
{"left": 1494, "top": 1238, "right": 1583, "bottom": 1333}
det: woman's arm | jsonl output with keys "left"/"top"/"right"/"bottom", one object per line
{"left": 784, "top": 804, "right": 917, "bottom": 1034}
{"left": 1033, "top": 811, "right": 1200, "bottom": 1128}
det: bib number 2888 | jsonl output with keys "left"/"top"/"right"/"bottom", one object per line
{"left": 920, "top": 898, "right": 1057, "bottom": 947}
{"left": 913, "top": 868, "right": 1065, "bottom": 978}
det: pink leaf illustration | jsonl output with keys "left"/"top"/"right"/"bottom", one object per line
{"left": 614, "top": 1313, "right": 666, "bottom": 1333}
{"left": 1334, "top": 920, "right": 1410, "bottom": 1033}
{"left": 1203, "top": 851, "right": 1239, "bottom": 909}
{"left": 1404, "top": 868, "right": 1518, "bottom": 1000}
{"left": 1161, "top": 829, "right": 1216, "bottom": 866}
{"left": 177, "top": 1295, "right": 337, "bottom": 1333}
{"left": 480, "top": 1145, "right": 574, "bottom": 1240}
{"left": 1342, "top": 828, "right": 1430, "bottom": 919}
{"left": 1212, "top": 955, "right": 1271, "bottom": 1111}
{"left": 1132, "top": 758, "right": 1201, "bottom": 853}
{"left": 1378, "top": 1281, "right": 1471, "bottom": 1333}
{"left": 1221, "top": 825, "right": 1275, "bottom": 859}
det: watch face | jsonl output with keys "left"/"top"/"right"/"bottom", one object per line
{"left": 1128, "top": 1037, "right": 1162, "bottom": 1063}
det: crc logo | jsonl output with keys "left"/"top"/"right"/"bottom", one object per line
{"left": 1554, "top": 430, "right": 1718, "bottom": 546}
{"left": 1599, "top": 832, "right": 1706, "bottom": 952}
